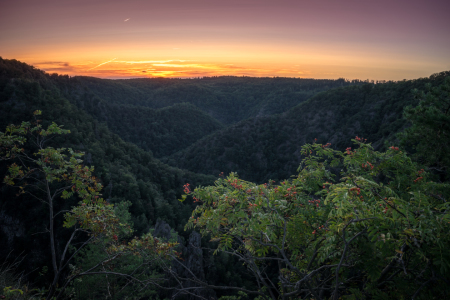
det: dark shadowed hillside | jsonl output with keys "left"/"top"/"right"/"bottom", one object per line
{"left": 0, "top": 58, "right": 216, "bottom": 273}
{"left": 163, "top": 72, "right": 450, "bottom": 182}
{"left": 57, "top": 91, "right": 225, "bottom": 157}
{"left": 35, "top": 68, "right": 370, "bottom": 158}
{"left": 63, "top": 75, "right": 365, "bottom": 125}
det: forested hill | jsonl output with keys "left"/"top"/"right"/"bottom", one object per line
{"left": 61, "top": 74, "right": 365, "bottom": 125}
{"left": 59, "top": 96, "right": 224, "bottom": 157}
{"left": 2, "top": 57, "right": 449, "bottom": 187}
{"left": 0, "top": 57, "right": 215, "bottom": 243}
{"left": 26, "top": 70, "right": 366, "bottom": 158}
{"left": 164, "top": 72, "right": 450, "bottom": 183}
{"left": 96, "top": 103, "right": 224, "bottom": 157}
{"left": 36, "top": 77, "right": 226, "bottom": 158}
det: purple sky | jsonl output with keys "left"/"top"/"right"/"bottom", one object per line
{"left": 1, "top": 0, "right": 449, "bottom": 79}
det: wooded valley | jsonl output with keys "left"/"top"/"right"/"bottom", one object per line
{"left": 1, "top": 57, "right": 449, "bottom": 299}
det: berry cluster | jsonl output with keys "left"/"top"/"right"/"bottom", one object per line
{"left": 183, "top": 183, "right": 191, "bottom": 194}
{"left": 413, "top": 169, "right": 425, "bottom": 183}
{"left": 229, "top": 179, "right": 243, "bottom": 190}
{"left": 312, "top": 225, "right": 326, "bottom": 234}
{"left": 362, "top": 161, "right": 374, "bottom": 170}
{"left": 248, "top": 203, "right": 258, "bottom": 209}
{"left": 349, "top": 187, "right": 361, "bottom": 195}
{"left": 413, "top": 176, "right": 423, "bottom": 183}
{"left": 378, "top": 203, "right": 390, "bottom": 213}
{"left": 284, "top": 187, "right": 297, "bottom": 198}
{"left": 308, "top": 199, "right": 321, "bottom": 208}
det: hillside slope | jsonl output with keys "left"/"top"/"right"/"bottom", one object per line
{"left": 164, "top": 72, "right": 450, "bottom": 182}
{"left": 61, "top": 88, "right": 225, "bottom": 157}
{"left": 0, "top": 58, "right": 216, "bottom": 271}
{"left": 66, "top": 75, "right": 364, "bottom": 125}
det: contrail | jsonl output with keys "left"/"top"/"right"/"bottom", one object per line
{"left": 88, "top": 58, "right": 117, "bottom": 71}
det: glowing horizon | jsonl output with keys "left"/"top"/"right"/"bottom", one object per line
{"left": 1, "top": 0, "right": 449, "bottom": 80}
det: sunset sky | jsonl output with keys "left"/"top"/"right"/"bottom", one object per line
{"left": 1, "top": 0, "right": 449, "bottom": 80}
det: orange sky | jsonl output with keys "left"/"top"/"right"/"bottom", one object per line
{"left": 1, "top": 0, "right": 449, "bottom": 80}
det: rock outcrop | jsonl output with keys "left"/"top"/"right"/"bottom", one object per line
{"left": 154, "top": 220, "right": 216, "bottom": 300}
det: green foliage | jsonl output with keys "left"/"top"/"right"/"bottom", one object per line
{"left": 0, "top": 57, "right": 215, "bottom": 238}
{"left": 69, "top": 244, "right": 161, "bottom": 300}
{"left": 187, "top": 139, "right": 450, "bottom": 299}
{"left": 400, "top": 77, "right": 450, "bottom": 179}
{"left": 0, "top": 112, "right": 179, "bottom": 300}
{"left": 218, "top": 291, "right": 252, "bottom": 300}
{"left": 0, "top": 59, "right": 215, "bottom": 296}
{"left": 2, "top": 286, "right": 24, "bottom": 299}
{"left": 0, "top": 254, "right": 35, "bottom": 300}
{"left": 1, "top": 110, "right": 124, "bottom": 241}
{"left": 2, "top": 57, "right": 450, "bottom": 299}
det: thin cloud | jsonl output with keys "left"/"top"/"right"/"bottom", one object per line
{"left": 87, "top": 58, "right": 117, "bottom": 71}
{"left": 41, "top": 67, "right": 74, "bottom": 73}
{"left": 124, "top": 18, "right": 130, "bottom": 22}
{"left": 116, "top": 60, "right": 188, "bottom": 64}
{"left": 33, "top": 61, "right": 77, "bottom": 73}
{"left": 35, "top": 61, "right": 70, "bottom": 66}
{"left": 152, "top": 63, "right": 214, "bottom": 69}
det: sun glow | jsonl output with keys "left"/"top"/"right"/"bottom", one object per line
{"left": 21, "top": 36, "right": 445, "bottom": 80}
{"left": 31, "top": 58, "right": 301, "bottom": 79}
{"left": 1, "top": 0, "right": 448, "bottom": 81}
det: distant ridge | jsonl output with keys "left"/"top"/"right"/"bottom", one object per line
{"left": 163, "top": 71, "right": 450, "bottom": 182}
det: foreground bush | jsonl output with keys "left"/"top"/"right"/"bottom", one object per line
{"left": 186, "top": 139, "right": 450, "bottom": 299}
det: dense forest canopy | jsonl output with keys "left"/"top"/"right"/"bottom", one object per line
{"left": 1, "top": 57, "right": 449, "bottom": 299}
{"left": 65, "top": 75, "right": 362, "bottom": 124}
{"left": 164, "top": 72, "right": 449, "bottom": 182}
{"left": 51, "top": 70, "right": 370, "bottom": 157}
